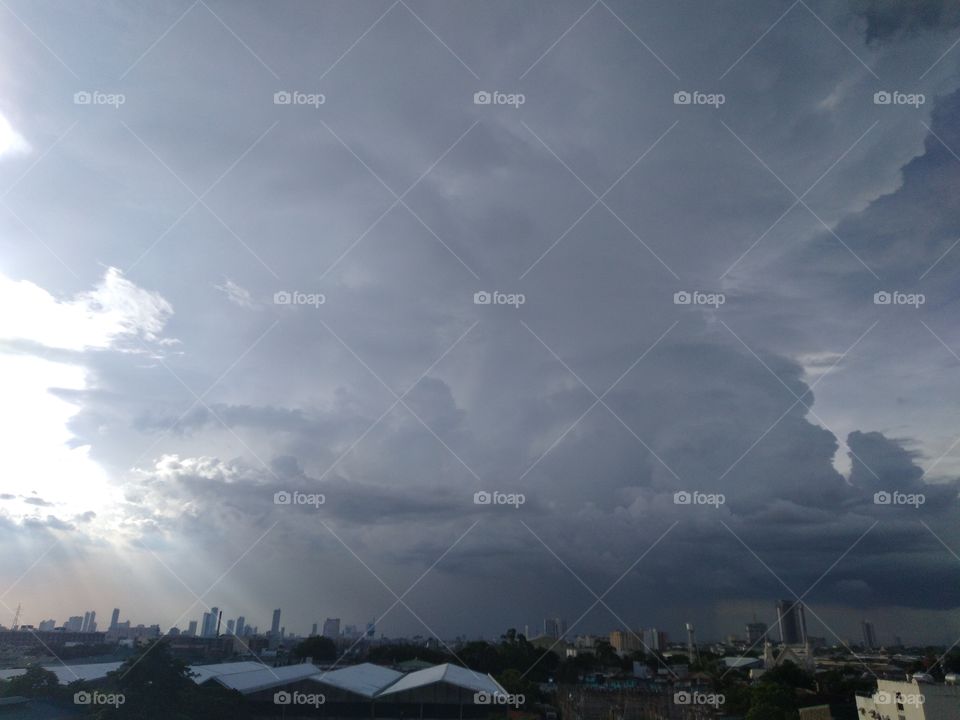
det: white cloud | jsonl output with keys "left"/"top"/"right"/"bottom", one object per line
{"left": 213, "top": 278, "right": 255, "bottom": 308}
{"left": 0, "top": 110, "right": 29, "bottom": 158}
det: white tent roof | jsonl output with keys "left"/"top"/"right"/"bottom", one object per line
{"left": 311, "top": 662, "right": 404, "bottom": 698}
{"left": 376, "top": 663, "right": 505, "bottom": 697}
{"left": 213, "top": 663, "right": 321, "bottom": 694}
{"left": 189, "top": 661, "right": 271, "bottom": 684}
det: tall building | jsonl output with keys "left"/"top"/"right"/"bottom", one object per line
{"left": 746, "top": 622, "right": 768, "bottom": 644}
{"left": 544, "top": 617, "right": 567, "bottom": 640}
{"left": 236, "top": 617, "right": 245, "bottom": 637}
{"left": 366, "top": 620, "right": 375, "bottom": 638}
{"left": 65, "top": 616, "right": 84, "bottom": 632}
{"left": 226, "top": 619, "right": 235, "bottom": 635}
{"left": 311, "top": 623, "right": 318, "bottom": 637}
{"left": 210, "top": 607, "right": 220, "bottom": 637}
{"left": 81, "top": 612, "right": 91, "bottom": 632}
{"left": 87, "top": 611, "right": 96, "bottom": 633}
{"left": 322, "top": 618, "right": 341, "bottom": 638}
{"left": 201, "top": 612, "right": 212, "bottom": 638}
{"left": 862, "top": 620, "right": 877, "bottom": 650}
{"left": 271, "top": 609, "right": 282, "bottom": 637}
{"left": 38, "top": 619, "right": 56, "bottom": 632}
{"left": 185, "top": 620, "right": 198, "bottom": 637}
{"left": 110, "top": 608, "right": 120, "bottom": 631}
{"left": 776, "top": 600, "right": 807, "bottom": 645}
{"left": 643, "top": 628, "right": 668, "bottom": 652}
{"left": 609, "top": 629, "right": 643, "bottom": 654}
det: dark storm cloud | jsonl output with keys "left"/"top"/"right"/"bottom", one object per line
{"left": 855, "top": 0, "right": 960, "bottom": 43}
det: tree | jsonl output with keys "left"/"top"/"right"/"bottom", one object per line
{"left": 3, "top": 665, "right": 59, "bottom": 698}
{"left": 291, "top": 635, "right": 337, "bottom": 663}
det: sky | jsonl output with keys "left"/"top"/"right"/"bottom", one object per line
{"left": 1, "top": 0, "right": 960, "bottom": 649}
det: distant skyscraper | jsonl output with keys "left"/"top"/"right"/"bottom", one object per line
{"left": 65, "top": 616, "right": 84, "bottom": 632}
{"left": 311, "top": 623, "right": 318, "bottom": 637}
{"left": 210, "top": 607, "right": 220, "bottom": 637}
{"left": 110, "top": 608, "right": 120, "bottom": 631}
{"left": 81, "top": 612, "right": 91, "bottom": 632}
{"left": 544, "top": 617, "right": 567, "bottom": 639}
{"left": 322, "top": 618, "right": 340, "bottom": 638}
{"left": 643, "top": 628, "right": 667, "bottom": 652}
{"left": 38, "top": 619, "right": 56, "bottom": 632}
{"left": 746, "top": 622, "right": 768, "bottom": 644}
{"left": 366, "top": 619, "right": 375, "bottom": 638}
{"left": 236, "top": 617, "right": 245, "bottom": 637}
{"left": 87, "top": 611, "right": 96, "bottom": 633}
{"left": 271, "top": 609, "right": 281, "bottom": 637}
{"left": 201, "top": 612, "right": 212, "bottom": 638}
{"left": 186, "top": 620, "right": 198, "bottom": 637}
{"left": 226, "top": 619, "right": 235, "bottom": 635}
{"left": 862, "top": 620, "right": 877, "bottom": 650}
{"left": 776, "top": 600, "right": 807, "bottom": 645}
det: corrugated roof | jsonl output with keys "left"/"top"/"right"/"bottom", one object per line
{"left": 310, "top": 663, "right": 404, "bottom": 698}
{"left": 213, "top": 663, "right": 320, "bottom": 694}
{"left": 189, "top": 661, "right": 270, "bottom": 684}
{"left": 376, "top": 663, "right": 505, "bottom": 697}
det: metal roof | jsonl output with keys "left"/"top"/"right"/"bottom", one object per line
{"left": 212, "top": 663, "right": 321, "bottom": 694}
{"left": 376, "top": 663, "right": 505, "bottom": 697}
{"left": 189, "top": 661, "right": 271, "bottom": 684}
{"left": 311, "top": 662, "right": 404, "bottom": 698}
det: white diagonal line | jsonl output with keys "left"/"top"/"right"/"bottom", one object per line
{"left": 318, "top": 119, "right": 482, "bottom": 279}
{"left": 720, "top": 0, "right": 800, "bottom": 79}
{"left": 398, "top": 0, "right": 479, "bottom": 79}
{"left": 0, "top": 541, "right": 59, "bottom": 603}
{"left": 718, "top": 320, "right": 878, "bottom": 480}
{"left": 0, "top": 0, "right": 81, "bottom": 79}
{"left": 597, "top": 0, "right": 679, "bottom": 80}
{"left": 1, "top": 198, "right": 80, "bottom": 279}
{"left": 519, "top": 321, "right": 677, "bottom": 481}
{"left": 316, "top": 519, "right": 480, "bottom": 678}
{"left": 719, "top": 519, "right": 879, "bottom": 679}
{"left": 121, "top": 0, "right": 201, "bottom": 79}
{"left": 2, "top": 120, "right": 80, "bottom": 198}
{"left": 797, "top": 1, "right": 878, "bottom": 79}
{"left": 148, "top": 549, "right": 280, "bottom": 680}
{"left": 720, "top": 121, "right": 878, "bottom": 279}
{"left": 317, "top": 317, "right": 482, "bottom": 481}
{"left": 919, "top": 237, "right": 960, "bottom": 280}
{"left": 520, "top": 120, "right": 680, "bottom": 279}
{"left": 319, "top": 1, "right": 400, "bottom": 82}
{"left": 198, "top": 0, "right": 280, "bottom": 79}
{"left": 129, "top": 320, "right": 279, "bottom": 470}
{"left": 119, "top": 520, "right": 278, "bottom": 680}
{"left": 317, "top": 321, "right": 479, "bottom": 481}
{"left": 920, "top": 34, "right": 960, "bottom": 79}
{"left": 520, "top": 0, "right": 601, "bottom": 80}
{"left": 320, "top": 520, "right": 473, "bottom": 668}
{"left": 122, "top": 121, "right": 280, "bottom": 275}
{"left": 518, "top": 520, "right": 679, "bottom": 680}
{"left": 720, "top": 120, "right": 879, "bottom": 278}
{"left": 520, "top": 320, "right": 682, "bottom": 481}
